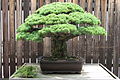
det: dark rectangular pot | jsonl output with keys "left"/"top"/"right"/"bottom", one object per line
{"left": 39, "top": 57, "right": 83, "bottom": 74}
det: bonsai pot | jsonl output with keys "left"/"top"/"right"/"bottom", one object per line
{"left": 39, "top": 57, "right": 84, "bottom": 74}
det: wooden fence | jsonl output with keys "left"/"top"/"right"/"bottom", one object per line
{"left": 0, "top": 0, "right": 120, "bottom": 78}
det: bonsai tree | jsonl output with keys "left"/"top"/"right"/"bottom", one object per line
{"left": 16, "top": 2, "right": 106, "bottom": 60}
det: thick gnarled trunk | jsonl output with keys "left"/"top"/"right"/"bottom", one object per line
{"left": 51, "top": 38, "right": 67, "bottom": 58}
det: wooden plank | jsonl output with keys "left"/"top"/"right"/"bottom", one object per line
{"left": 86, "top": 0, "right": 93, "bottom": 63}
{"left": 87, "top": 0, "right": 92, "bottom": 13}
{"left": 72, "top": 0, "right": 79, "bottom": 57}
{"left": 80, "top": 0, "right": 86, "bottom": 9}
{"left": 106, "top": 0, "right": 114, "bottom": 70}
{"left": 0, "top": 0, "right": 2, "bottom": 78}
{"left": 99, "top": 0, "right": 107, "bottom": 66}
{"left": 79, "top": 35, "right": 86, "bottom": 58}
{"left": 66, "top": 0, "right": 73, "bottom": 56}
{"left": 43, "top": 0, "right": 51, "bottom": 57}
{"left": 9, "top": 0, "right": 16, "bottom": 75}
{"left": 2, "top": 0, "right": 9, "bottom": 78}
{"left": 59, "top": 0, "right": 64, "bottom": 2}
{"left": 37, "top": 0, "right": 44, "bottom": 58}
{"left": 113, "top": 0, "right": 120, "bottom": 76}
{"left": 93, "top": 0, "right": 100, "bottom": 63}
{"left": 31, "top": 0, "right": 37, "bottom": 63}
{"left": 23, "top": 0, "right": 30, "bottom": 63}
{"left": 16, "top": 0, "right": 23, "bottom": 67}
{"left": 39, "top": 0, "right": 44, "bottom": 8}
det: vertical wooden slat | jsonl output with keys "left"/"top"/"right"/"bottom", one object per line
{"left": 23, "top": 0, "right": 30, "bottom": 63}
{"left": 0, "top": 0, "right": 2, "bottom": 78}
{"left": 2, "top": 0, "right": 9, "bottom": 78}
{"left": 99, "top": 0, "right": 107, "bottom": 65}
{"left": 80, "top": 0, "right": 86, "bottom": 9}
{"left": 79, "top": 0, "right": 86, "bottom": 61}
{"left": 93, "top": 0, "right": 100, "bottom": 63}
{"left": 43, "top": 0, "right": 51, "bottom": 57}
{"left": 86, "top": 0, "right": 93, "bottom": 63}
{"left": 37, "top": 0, "right": 44, "bottom": 58}
{"left": 59, "top": 0, "right": 64, "bottom": 2}
{"left": 16, "top": 0, "right": 23, "bottom": 67}
{"left": 31, "top": 0, "right": 37, "bottom": 63}
{"left": 113, "top": 0, "right": 120, "bottom": 76}
{"left": 39, "top": 0, "right": 44, "bottom": 8}
{"left": 66, "top": 0, "right": 73, "bottom": 56}
{"left": 9, "top": 0, "right": 15, "bottom": 75}
{"left": 72, "top": 0, "right": 79, "bottom": 57}
{"left": 106, "top": 0, "right": 114, "bottom": 70}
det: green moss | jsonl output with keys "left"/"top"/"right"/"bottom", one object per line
{"left": 13, "top": 66, "right": 38, "bottom": 78}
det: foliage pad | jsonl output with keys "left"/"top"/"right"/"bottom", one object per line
{"left": 16, "top": 2, "right": 106, "bottom": 58}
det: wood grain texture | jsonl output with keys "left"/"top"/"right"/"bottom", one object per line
{"left": 16, "top": 0, "right": 23, "bottom": 67}
{"left": 9, "top": 0, "right": 16, "bottom": 75}
{"left": 23, "top": 0, "right": 30, "bottom": 63}
{"left": 31, "top": 0, "right": 37, "bottom": 63}
{"left": 43, "top": 0, "right": 51, "bottom": 57}
{"left": 99, "top": 0, "right": 107, "bottom": 65}
{"left": 0, "top": 0, "right": 2, "bottom": 78}
{"left": 86, "top": 0, "right": 93, "bottom": 63}
{"left": 2, "top": 0, "right": 9, "bottom": 78}
{"left": 106, "top": 0, "right": 114, "bottom": 71}
{"left": 72, "top": 0, "right": 79, "bottom": 57}
{"left": 93, "top": 0, "right": 100, "bottom": 63}
{"left": 113, "top": 0, "right": 120, "bottom": 76}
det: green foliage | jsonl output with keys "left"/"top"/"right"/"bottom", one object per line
{"left": 69, "top": 12, "right": 101, "bottom": 25}
{"left": 16, "top": 31, "right": 43, "bottom": 42}
{"left": 16, "top": 2, "right": 106, "bottom": 42}
{"left": 17, "top": 23, "right": 32, "bottom": 32}
{"left": 78, "top": 26, "right": 106, "bottom": 35}
{"left": 35, "top": 2, "right": 84, "bottom": 15}
{"left": 38, "top": 24, "right": 77, "bottom": 35}
{"left": 13, "top": 66, "right": 38, "bottom": 78}
{"left": 25, "top": 12, "right": 100, "bottom": 26}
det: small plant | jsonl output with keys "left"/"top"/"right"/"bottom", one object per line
{"left": 16, "top": 2, "right": 106, "bottom": 59}
{"left": 13, "top": 66, "right": 38, "bottom": 78}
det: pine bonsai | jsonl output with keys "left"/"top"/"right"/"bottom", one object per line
{"left": 16, "top": 2, "right": 106, "bottom": 60}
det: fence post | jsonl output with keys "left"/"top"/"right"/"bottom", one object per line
{"left": 113, "top": 0, "right": 120, "bottom": 76}
{"left": 9, "top": 0, "right": 16, "bottom": 75}
{"left": 2, "top": 0, "right": 9, "bottom": 78}
{"left": 106, "top": 0, "right": 115, "bottom": 70}
{"left": 0, "top": 0, "right": 2, "bottom": 78}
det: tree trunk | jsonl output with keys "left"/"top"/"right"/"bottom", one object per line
{"left": 51, "top": 38, "right": 67, "bottom": 58}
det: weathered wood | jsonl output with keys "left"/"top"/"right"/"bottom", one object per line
{"left": 23, "top": 0, "right": 30, "bottom": 63}
{"left": 16, "top": 0, "right": 23, "bottom": 67}
{"left": 0, "top": 0, "right": 2, "bottom": 78}
{"left": 113, "top": 0, "right": 120, "bottom": 76}
{"left": 2, "top": 0, "right": 9, "bottom": 78}
{"left": 93, "top": 0, "right": 100, "bottom": 63}
{"left": 72, "top": 0, "right": 79, "bottom": 57}
{"left": 59, "top": 0, "right": 64, "bottom": 2}
{"left": 106, "top": 0, "right": 114, "bottom": 70}
{"left": 43, "top": 0, "right": 51, "bottom": 57}
{"left": 99, "top": 0, "right": 107, "bottom": 66}
{"left": 39, "top": 0, "right": 44, "bottom": 8}
{"left": 86, "top": 0, "right": 93, "bottom": 63}
{"left": 9, "top": 0, "right": 16, "bottom": 75}
{"left": 37, "top": 0, "right": 44, "bottom": 58}
{"left": 30, "top": 0, "right": 37, "bottom": 63}
{"left": 80, "top": 0, "right": 86, "bottom": 9}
